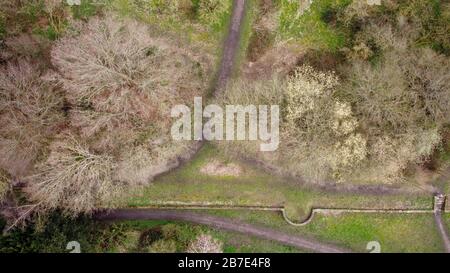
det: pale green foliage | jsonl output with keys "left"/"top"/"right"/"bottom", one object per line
{"left": 106, "top": 0, "right": 231, "bottom": 36}
{"left": 285, "top": 65, "right": 340, "bottom": 120}
{"left": 283, "top": 65, "right": 366, "bottom": 180}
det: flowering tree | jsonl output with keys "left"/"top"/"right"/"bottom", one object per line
{"left": 187, "top": 234, "right": 223, "bottom": 253}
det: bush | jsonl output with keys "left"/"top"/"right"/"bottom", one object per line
{"left": 0, "top": 212, "right": 123, "bottom": 253}
{"left": 282, "top": 65, "right": 367, "bottom": 180}
{"left": 148, "top": 239, "right": 177, "bottom": 253}
{"left": 187, "top": 233, "right": 223, "bottom": 253}
{"left": 138, "top": 227, "right": 163, "bottom": 249}
{"left": 0, "top": 169, "right": 10, "bottom": 202}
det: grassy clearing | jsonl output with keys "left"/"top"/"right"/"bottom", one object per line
{"left": 278, "top": 0, "right": 351, "bottom": 52}
{"left": 202, "top": 209, "right": 444, "bottom": 253}
{"left": 102, "top": 0, "right": 233, "bottom": 53}
{"left": 127, "top": 144, "right": 432, "bottom": 222}
{"left": 108, "top": 220, "right": 302, "bottom": 253}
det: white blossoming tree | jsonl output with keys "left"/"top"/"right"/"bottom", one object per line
{"left": 187, "top": 234, "right": 223, "bottom": 253}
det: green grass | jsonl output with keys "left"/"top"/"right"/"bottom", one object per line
{"left": 127, "top": 144, "right": 432, "bottom": 222}
{"left": 109, "top": 220, "right": 302, "bottom": 253}
{"left": 0, "top": 11, "right": 6, "bottom": 39}
{"left": 445, "top": 214, "right": 450, "bottom": 235}
{"left": 398, "top": 0, "right": 450, "bottom": 56}
{"left": 202, "top": 209, "right": 445, "bottom": 253}
{"left": 71, "top": 0, "right": 101, "bottom": 20}
{"left": 232, "top": 0, "right": 258, "bottom": 76}
{"left": 278, "top": 0, "right": 352, "bottom": 52}
{"left": 102, "top": 0, "right": 232, "bottom": 53}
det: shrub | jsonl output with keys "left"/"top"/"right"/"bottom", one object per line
{"left": 0, "top": 212, "right": 124, "bottom": 253}
{"left": 0, "top": 169, "right": 10, "bottom": 202}
{"left": 138, "top": 227, "right": 163, "bottom": 249}
{"left": 3, "top": 34, "right": 50, "bottom": 59}
{"left": 197, "top": 0, "right": 231, "bottom": 31}
{"left": 187, "top": 233, "right": 223, "bottom": 253}
{"left": 148, "top": 239, "right": 177, "bottom": 253}
{"left": 223, "top": 45, "right": 449, "bottom": 184}
{"left": 282, "top": 65, "right": 367, "bottom": 180}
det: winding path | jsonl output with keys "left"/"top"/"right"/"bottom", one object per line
{"left": 96, "top": 209, "right": 350, "bottom": 253}
{"left": 434, "top": 211, "right": 450, "bottom": 253}
{"left": 98, "top": 0, "right": 450, "bottom": 254}
{"left": 95, "top": 1, "right": 353, "bottom": 254}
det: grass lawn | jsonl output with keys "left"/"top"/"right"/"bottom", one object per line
{"left": 108, "top": 220, "right": 302, "bottom": 253}
{"left": 277, "top": 0, "right": 352, "bottom": 52}
{"left": 201, "top": 209, "right": 445, "bottom": 253}
{"left": 127, "top": 144, "right": 432, "bottom": 222}
{"left": 445, "top": 214, "right": 450, "bottom": 235}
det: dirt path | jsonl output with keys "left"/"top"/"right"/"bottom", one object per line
{"left": 243, "top": 157, "right": 433, "bottom": 196}
{"left": 96, "top": 209, "right": 351, "bottom": 253}
{"left": 434, "top": 212, "right": 450, "bottom": 253}
{"left": 152, "top": 0, "right": 248, "bottom": 179}
{"left": 214, "top": 0, "right": 246, "bottom": 94}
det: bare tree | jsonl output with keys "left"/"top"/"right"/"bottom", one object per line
{"left": 26, "top": 136, "right": 123, "bottom": 216}
{"left": 0, "top": 59, "right": 64, "bottom": 178}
